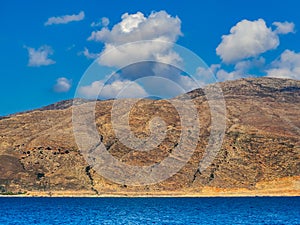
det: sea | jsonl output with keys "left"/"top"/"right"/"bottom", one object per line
{"left": 0, "top": 197, "right": 299, "bottom": 224}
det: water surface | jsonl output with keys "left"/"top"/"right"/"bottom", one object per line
{"left": 0, "top": 197, "right": 299, "bottom": 224}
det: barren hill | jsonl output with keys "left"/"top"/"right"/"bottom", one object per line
{"left": 0, "top": 77, "right": 299, "bottom": 196}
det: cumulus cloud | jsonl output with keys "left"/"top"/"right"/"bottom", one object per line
{"left": 25, "top": 45, "right": 55, "bottom": 67}
{"left": 177, "top": 75, "right": 199, "bottom": 92}
{"left": 45, "top": 11, "right": 85, "bottom": 26}
{"left": 215, "top": 69, "right": 243, "bottom": 82}
{"left": 199, "top": 57, "right": 265, "bottom": 82}
{"left": 88, "top": 11, "right": 181, "bottom": 44}
{"left": 235, "top": 57, "right": 265, "bottom": 72}
{"left": 194, "top": 65, "right": 221, "bottom": 85}
{"left": 195, "top": 64, "right": 241, "bottom": 83}
{"left": 81, "top": 11, "right": 191, "bottom": 99}
{"left": 98, "top": 40, "right": 182, "bottom": 68}
{"left": 128, "top": 75, "right": 199, "bottom": 98}
{"left": 91, "top": 17, "right": 110, "bottom": 27}
{"left": 216, "top": 19, "right": 280, "bottom": 63}
{"left": 79, "top": 79, "right": 147, "bottom": 99}
{"left": 218, "top": 57, "right": 265, "bottom": 81}
{"left": 53, "top": 77, "right": 72, "bottom": 93}
{"left": 79, "top": 47, "right": 99, "bottom": 59}
{"left": 273, "top": 21, "right": 295, "bottom": 34}
{"left": 88, "top": 11, "right": 182, "bottom": 68}
{"left": 266, "top": 50, "right": 300, "bottom": 79}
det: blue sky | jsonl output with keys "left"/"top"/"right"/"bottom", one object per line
{"left": 0, "top": 0, "right": 299, "bottom": 115}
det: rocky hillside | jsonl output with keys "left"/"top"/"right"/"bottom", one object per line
{"left": 0, "top": 77, "right": 299, "bottom": 196}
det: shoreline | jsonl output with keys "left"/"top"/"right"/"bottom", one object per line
{"left": 2, "top": 176, "right": 299, "bottom": 197}
{"left": 1, "top": 192, "right": 299, "bottom": 198}
{"left": 1, "top": 195, "right": 299, "bottom": 198}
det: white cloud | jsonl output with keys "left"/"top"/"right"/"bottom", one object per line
{"left": 53, "top": 77, "right": 72, "bottom": 93}
{"left": 79, "top": 47, "right": 99, "bottom": 59}
{"left": 273, "top": 21, "right": 295, "bottom": 34}
{"left": 102, "top": 17, "right": 110, "bottom": 27}
{"left": 88, "top": 11, "right": 182, "bottom": 68}
{"left": 79, "top": 79, "right": 147, "bottom": 99}
{"left": 119, "top": 12, "right": 146, "bottom": 33}
{"left": 216, "top": 69, "right": 243, "bottom": 82}
{"left": 195, "top": 65, "right": 221, "bottom": 85}
{"left": 177, "top": 75, "right": 199, "bottom": 91}
{"left": 266, "top": 50, "right": 300, "bottom": 79}
{"left": 98, "top": 40, "right": 182, "bottom": 68}
{"left": 217, "top": 57, "right": 265, "bottom": 81}
{"left": 91, "top": 17, "right": 110, "bottom": 27}
{"left": 128, "top": 75, "right": 199, "bottom": 98}
{"left": 25, "top": 45, "right": 55, "bottom": 67}
{"left": 45, "top": 11, "right": 85, "bottom": 26}
{"left": 215, "top": 19, "right": 298, "bottom": 82}
{"left": 234, "top": 57, "right": 265, "bottom": 72}
{"left": 200, "top": 57, "right": 266, "bottom": 82}
{"left": 195, "top": 63, "right": 244, "bottom": 83}
{"left": 216, "top": 19, "right": 279, "bottom": 63}
{"left": 88, "top": 11, "right": 181, "bottom": 44}
{"left": 81, "top": 11, "right": 188, "bottom": 99}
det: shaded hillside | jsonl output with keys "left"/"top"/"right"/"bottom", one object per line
{"left": 0, "top": 77, "right": 299, "bottom": 196}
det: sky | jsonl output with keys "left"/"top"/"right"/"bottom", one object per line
{"left": 0, "top": 0, "right": 300, "bottom": 116}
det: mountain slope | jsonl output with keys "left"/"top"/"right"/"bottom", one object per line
{"left": 0, "top": 77, "right": 299, "bottom": 196}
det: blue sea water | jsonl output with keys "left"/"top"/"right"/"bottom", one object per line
{"left": 0, "top": 197, "right": 299, "bottom": 224}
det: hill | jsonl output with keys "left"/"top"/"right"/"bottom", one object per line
{"left": 0, "top": 77, "right": 299, "bottom": 196}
